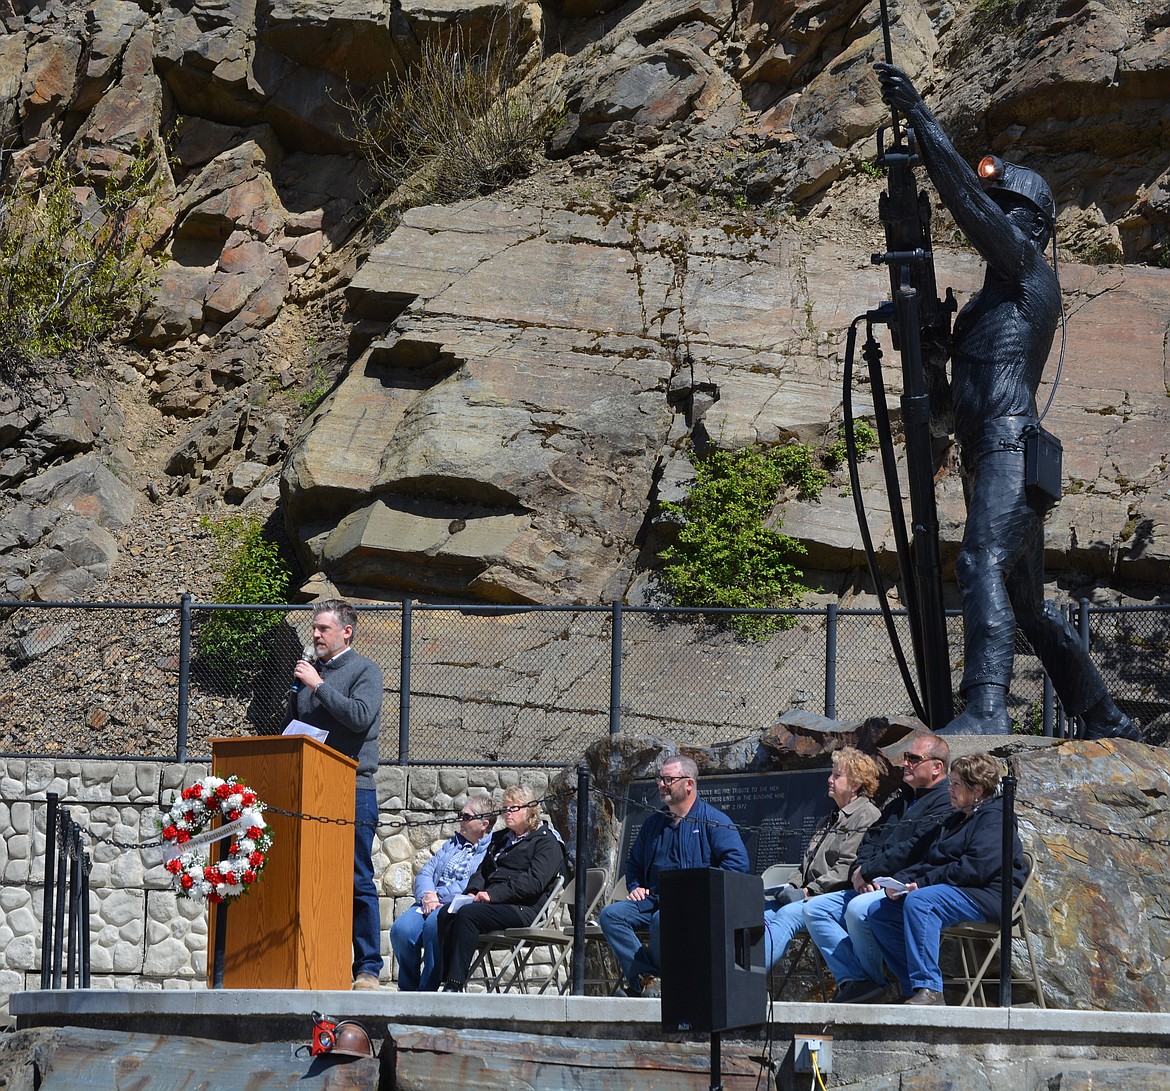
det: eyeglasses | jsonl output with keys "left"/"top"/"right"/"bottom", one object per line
{"left": 902, "top": 752, "right": 935, "bottom": 766}
{"left": 502, "top": 804, "right": 528, "bottom": 814}
{"left": 458, "top": 812, "right": 484, "bottom": 822}
{"left": 657, "top": 774, "right": 691, "bottom": 786}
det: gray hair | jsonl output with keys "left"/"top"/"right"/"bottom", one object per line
{"left": 313, "top": 598, "right": 357, "bottom": 632}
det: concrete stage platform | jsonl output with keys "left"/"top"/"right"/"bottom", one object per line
{"left": 13, "top": 988, "right": 1170, "bottom": 1089}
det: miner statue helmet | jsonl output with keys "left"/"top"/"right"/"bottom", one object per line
{"left": 977, "top": 155, "right": 1056, "bottom": 232}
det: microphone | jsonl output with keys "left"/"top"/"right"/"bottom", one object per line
{"left": 291, "top": 644, "right": 314, "bottom": 692}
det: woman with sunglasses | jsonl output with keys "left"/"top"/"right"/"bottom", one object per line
{"left": 868, "top": 750, "right": 1026, "bottom": 1005}
{"left": 389, "top": 792, "right": 494, "bottom": 991}
{"left": 437, "top": 784, "right": 567, "bottom": 992}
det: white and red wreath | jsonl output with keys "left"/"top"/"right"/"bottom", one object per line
{"left": 160, "top": 775, "right": 273, "bottom": 905}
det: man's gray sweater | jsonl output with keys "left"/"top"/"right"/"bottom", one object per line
{"left": 287, "top": 647, "right": 383, "bottom": 791}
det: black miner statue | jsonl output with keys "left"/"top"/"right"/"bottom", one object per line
{"left": 874, "top": 63, "right": 1138, "bottom": 741}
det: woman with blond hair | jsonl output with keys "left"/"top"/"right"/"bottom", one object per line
{"left": 763, "top": 747, "right": 882, "bottom": 973}
{"left": 437, "top": 784, "right": 567, "bottom": 991}
{"left": 868, "top": 750, "right": 1026, "bottom": 1005}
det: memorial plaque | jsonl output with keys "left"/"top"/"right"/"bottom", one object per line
{"left": 617, "top": 769, "right": 834, "bottom": 877}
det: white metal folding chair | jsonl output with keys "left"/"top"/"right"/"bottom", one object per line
{"left": 488, "top": 867, "right": 609, "bottom": 994}
{"left": 467, "top": 874, "right": 566, "bottom": 993}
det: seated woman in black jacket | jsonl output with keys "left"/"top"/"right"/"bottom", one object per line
{"left": 868, "top": 751, "right": 1026, "bottom": 1006}
{"left": 437, "top": 784, "right": 566, "bottom": 991}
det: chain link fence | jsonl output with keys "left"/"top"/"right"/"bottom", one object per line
{"left": 0, "top": 597, "right": 1167, "bottom": 764}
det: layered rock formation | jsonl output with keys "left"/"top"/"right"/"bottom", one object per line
{"left": 0, "top": 0, "right": 1167, "bottom": 611}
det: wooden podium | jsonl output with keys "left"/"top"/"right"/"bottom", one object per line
{"left": 207, "top": 735, "right": 356, "bottom": 989}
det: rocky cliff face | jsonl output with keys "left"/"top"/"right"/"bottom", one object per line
{"left": 0, "top": 0, "right": 1168, "bottom": 611}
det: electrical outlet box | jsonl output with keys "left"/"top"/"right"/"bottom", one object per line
{"left": 794, "top": 1035, "right": 833, "bottom": 1074}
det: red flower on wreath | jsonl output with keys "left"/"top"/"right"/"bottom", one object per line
{"left": 243, "top": 869, "right": 257, "bottom": 884}
{"left": 217, "top": 783, "right": 233, "bottom": 799}
{"left": 180, "top": 874, "right": 194, "bottom": 889}
{"left": 249, "top": 851, "right": 265, "bottom": 867}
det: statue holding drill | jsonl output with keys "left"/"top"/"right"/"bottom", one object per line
{"left": 873, "top": 63, "right": 1138, "bottom": 740}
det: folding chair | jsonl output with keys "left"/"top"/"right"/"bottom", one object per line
{"left": 467, "top": 874, "right": 565, "bottom": 992}
{"left": 942, "top": 850, "right": 1046, "bottom": 1008}
{"left": 583, "top": 875, "right": 630, "bottom": 994}
{"left": 488, "top": 867, "right": 608, "bottom": 995}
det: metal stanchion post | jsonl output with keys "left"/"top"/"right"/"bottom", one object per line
{"left": 571, "top": 763, "right": 590, "bottom": 995}
{"left": 999, "top": 767, "right": 1016, "bottom": 1007}
{"left": 40, "top": 793, "right": 59, "bottom": 989}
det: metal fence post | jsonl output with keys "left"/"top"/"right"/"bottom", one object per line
{"left": 40, "top": 792, "right": 59, "bottom": 989}
{"left": 399, "top": 599, "right": 412, "bottom": 765}
{"left": 177, "top": 593, "right": 193, "bottom": 762}
{"left": 824, "top": 602, "right": 838, "bottom": 718}
{"left": 609, "top": 601, "right": 623, "bottom": 736}
{"left": 1043, "top": 675, "right": 1055, "bottom": 737}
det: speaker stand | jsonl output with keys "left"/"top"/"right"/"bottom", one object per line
{"left": 709, "top": 1031, "right": 722, "bottom": 1091}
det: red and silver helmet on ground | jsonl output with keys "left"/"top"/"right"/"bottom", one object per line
{"left": 977, "top": 155, "right": 1056, "bottom": 228}
{"left": 310, "top": 1011, "right": 375, "bottom": 1059}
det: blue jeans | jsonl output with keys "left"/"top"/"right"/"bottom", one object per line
{"left": 390, "top": 904, "right": 442, "bottom": 991}
{"left": 869, "top": 886, "right": 988, "bottom": 994}
{"left": 762, "top": 898, "right": 806, "bottom": 971}
{"left": 803, "top": 888, "right": 887, "bottom": 986}
{"left": 352, "top": 788, "right": 384, "bottom": 979}
{"left": 598, "top": 897, "right": 660, "bottom": 984}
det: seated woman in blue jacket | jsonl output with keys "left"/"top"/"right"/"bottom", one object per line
{"left": 868, "top": 750, "right": 1026, "bottom": 1005}
{"left": 599, "top": 754, "right": 749, "bottom": 997}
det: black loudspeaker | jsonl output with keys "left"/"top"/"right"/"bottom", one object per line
{"left": 659, "top": 868, "right": 766, "bottom": 1032}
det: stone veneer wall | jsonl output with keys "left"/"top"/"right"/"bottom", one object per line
{"left": 0, "top": 757, "right": 554, "bottom": 1019}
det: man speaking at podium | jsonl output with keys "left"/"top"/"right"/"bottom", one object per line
{"left": 288, "top": 598, "right": 385, "bottom": 991}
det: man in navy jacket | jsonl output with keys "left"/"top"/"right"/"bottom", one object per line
{"left": 599, "top": 755, "right": 749, "bottom": 996}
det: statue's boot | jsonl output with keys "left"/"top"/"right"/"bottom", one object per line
{"left": 939, "top": 683, "right": 1012, "bottom": 735}
{"left": 1080, "top": 695, "right": 1141, "bottom": 742}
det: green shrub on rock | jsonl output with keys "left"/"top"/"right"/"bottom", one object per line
{"left": 197, "top": 515, "right": 292, "bottom": 680}
{"left": 0, "top": 142, "right": 164, "bottom": 377}
{"left": 657, "top": 444, "right": 824, "bottom": 640}
{"left": 347, "top": 17, "right": 559, "bottom": 214}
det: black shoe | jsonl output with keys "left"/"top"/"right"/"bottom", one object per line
{"left": 939, "top": 683, "right": 1012, "bottom": 735}
{"left": 831, "top": 979, "right": 887, "bottom": 1004}
{"left": 440, "top": 980, "right": 465, "bottom": 992}
{"left": 1082, "top": 709, "right": 1141, "bottom": 742}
